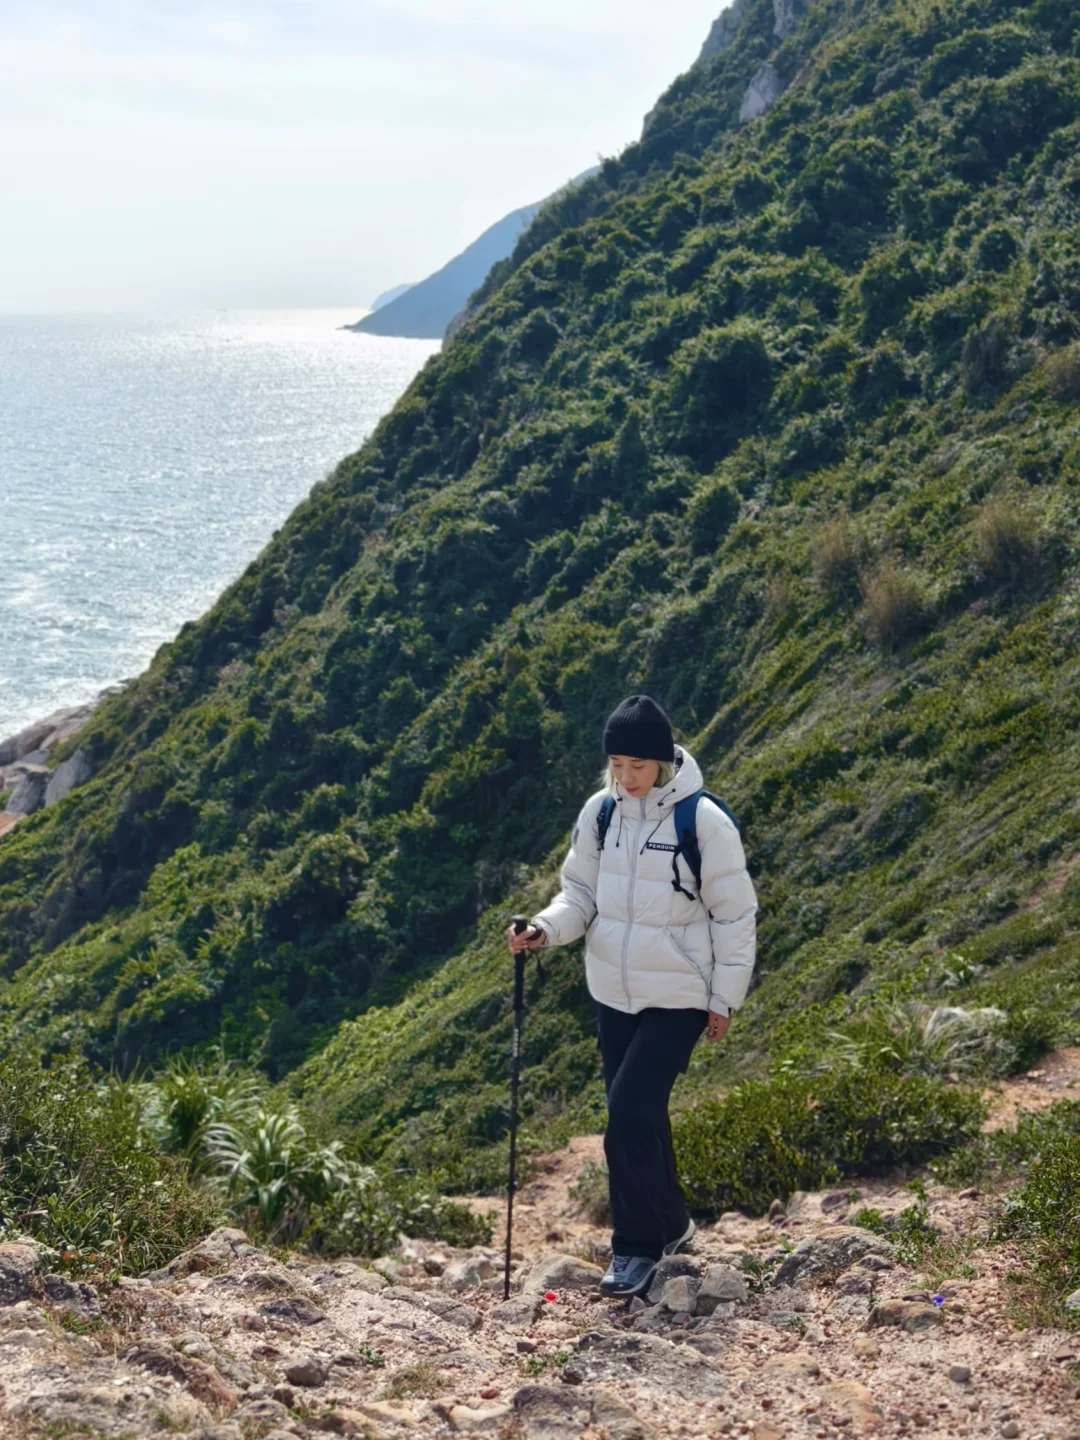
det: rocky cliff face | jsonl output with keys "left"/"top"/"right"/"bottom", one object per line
{"left": 0, "top": 689, "right": 124, "bottom": 833}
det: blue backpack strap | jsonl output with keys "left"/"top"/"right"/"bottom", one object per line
{"left": 671, "top": 789, "right": 740, "bottom": 896}
{"left": 596, "top": 794, "right": 617, "bottom": 852}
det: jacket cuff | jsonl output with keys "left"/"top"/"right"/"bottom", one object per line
{"left": 708, "top": 998, "right": 731, "bottom": 1017}
{"left": 532, "top": 917, "right": 555, "bottom": 946}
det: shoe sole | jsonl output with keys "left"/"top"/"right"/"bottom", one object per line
{"left": 662, "top": 1218, "right": 696, "bottom": 1257}
{"left": 599, "top": 1263, "right": 659, "bottom": 1299}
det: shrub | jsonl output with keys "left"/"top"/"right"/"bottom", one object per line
{"left": 1044, "top": 342, "right": 1080, "bottom": 400}
{"left": 812, "top": 516, "right": 867, "bottom": 596}
{"left": 960, "top": 312, "right": 1018, "bottom": 397}
{"left": 932, "top": 1099, "right": 1080, "bottom": 1188}
{"left": 996, "top": 1128, "right": 1080, "bottom": 1315}
{"left": 674, "top": 1061, "right": 984, "bottom": 1215}
{"left": 686, "top": 477, "right": 741, "bottom": 554}
{"left": 859, "top": 561, "right": 929, "bottom": 650}
{"left": 0, "top": 1051, "right": 221, "bottom": 1275}
{"left": 666, "top": 323, "right": 774, "bottom": 469}
{"left": 973, "top": 497, "right": 1041, "bottom": 586}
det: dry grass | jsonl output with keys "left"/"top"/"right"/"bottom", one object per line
{"left": 812, "top": 517, "right": 866, "bottom": 595}
{"left": 859, "top": 560, "right": 929, "bottom": 650}
{"left": 973, "top": 497, "right": 1041, "bottom": 587}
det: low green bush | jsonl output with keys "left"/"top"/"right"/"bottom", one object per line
{"left": 674, "top": 1061, "right": 984, "bottom": 1215}
{"left": 0, "top": 1050, "right": 221, "bottom": 1275}
{"left": 996, "top": 1127, "right": 1080, "bottom": 1319}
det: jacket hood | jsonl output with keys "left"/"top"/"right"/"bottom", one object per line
{"left": 612, "top": 744, "right": 703, "bottom": 821}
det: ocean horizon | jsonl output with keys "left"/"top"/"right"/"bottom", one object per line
{"left": 0, "top": 308, "right": 438, "bottom": 738}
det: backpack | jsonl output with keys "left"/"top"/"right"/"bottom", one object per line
{"left": 596, "top": 789, "right": 740, "bottom": 900}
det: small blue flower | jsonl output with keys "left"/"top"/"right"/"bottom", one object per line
{"left": 931, "top": 1294, "right": 945, "bottom": 1307}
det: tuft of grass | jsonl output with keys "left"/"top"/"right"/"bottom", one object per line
{"left": 811, "top": 516, "right": 867, "bottom": 597}
{"left": 973, "top": 497, "right": 1041, "bottom": 588}
{"left": 859, "top": 560, "right": 929, "bottom": 651}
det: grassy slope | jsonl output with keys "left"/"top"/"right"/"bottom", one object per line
{"left": 1, "top": 0, "right": 1079, "bottom": 1187}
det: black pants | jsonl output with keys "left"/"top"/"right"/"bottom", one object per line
{"left": 595, "top": 999, "right": 708, "bottom": 1262}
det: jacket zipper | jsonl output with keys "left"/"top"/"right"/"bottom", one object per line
{"left": 619, "top": 796, "right": 645, "bottom": 1009}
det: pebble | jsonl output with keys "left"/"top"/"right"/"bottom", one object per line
{"left": 1000, "top": 1423, "right": 1020, "bottom": 1438}
{"left": 949, "top": 1364, "right": 971, "bottom": 1384}
{"left": 284, "top": 1355, "right": 328, "bottom": 1388}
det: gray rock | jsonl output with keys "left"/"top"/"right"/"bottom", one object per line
{"left": 867, "top": 1299, "right": 943, "bottom": 1333}
{"left": 949, "top": 1363, "right": 972, "bottom": 1383}
{"left": 694, "top": 0, "right": 753, "bottom": 68}
{"left": 121, "top": 1339, "right": 236, "bottom": 1408}
{"left": 284, "top": 1354, "right": 327, "bottom": 1388}
{"left": 386, "top": 1284, "right": 481, "bottom": 1329}
{"left": 1001, "top": 1423, "right": 1021, "bottom": 1439}
{"left": 697, "top": 1264, "right": 748, "bottom": 1313}
{"left": 232, "top": 1397, "right": 294, "bottom": 1430}
{"left": 4, "top": 766, "right": 49, "bottom": 814}
{"left": 44, "top": 747, "right": 92, "bottom": 805}
{"left": 835, "top": 1270, "right": 874, "bottom": 1295}
{"left": 511, "top": 1384, "right": 593, "bottom": 1439}
{"left": 440, "top": 1253, "right": 496, "bottom": 1292}
{"left": 15, "top": 1379, "right": 211, "bottom": 1437}
{"left": 488, "top": 1295, "right": 539, "bottom": 1328}
{"left": 630, "top": 1302, "right": 669, "bottom": 1335}
{"left": 511, "top": 1384, "right": 655, "bottom": 1440}
{"left": 0, "top": 1242, "right": 40, "bottom": 1304}
{"left": 1064, "top": 1289, "right": 1080, "bottom": 1310}
{"left": 519, "top": 1251, "right": 604, "bottom": 1297}
{"left": 258, "top": 1295, "right": 327, "bottom": 1326}
{"left": 645, "top": 1255, "right": 700, "bottom": 1305}
{"left": 821, "top": 1189, "right": 858, "bottom": 1214}
{"left": 660, "top": 1275, "right": 701, "bottom": 1313}
{"left": 561, "top": 1330, "right": 724, "bottom": 1399}
{"left": 773, "top": 0, "right": 810, "bottom": 39}
{"left": 773, "top": 1226, "right": 895, "bottom": 1286}
{"left": 43, "top": 1273, "right": 101, "bottom": 1318}
{"left": 739, "top": 62, "right": 785, "bottom": 123}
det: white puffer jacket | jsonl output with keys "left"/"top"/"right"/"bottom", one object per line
{"left": 532, "top": 747, "right": 757, "bottom": 1016}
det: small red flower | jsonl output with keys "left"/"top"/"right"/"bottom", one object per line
{"left": 543, "top": 1290, "right": 557, "bottom": 1302}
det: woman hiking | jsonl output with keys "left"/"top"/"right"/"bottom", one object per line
{"left": 508, "top": 695, "right": 757, "bottom": 1298}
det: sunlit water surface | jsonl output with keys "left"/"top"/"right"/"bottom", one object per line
{"left": 0, "top": 310, "right": 438, "bottom": 736}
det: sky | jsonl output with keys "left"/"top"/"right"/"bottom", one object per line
{"left": 0, "top": 1, "right": 723, "bottom": 312}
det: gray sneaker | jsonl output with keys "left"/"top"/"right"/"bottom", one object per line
{"left": 599, "top": 1254, "right": 658, "bottom": 1298}
{"left": 663, "top": 1218, "right": 695, "bottom": 1256}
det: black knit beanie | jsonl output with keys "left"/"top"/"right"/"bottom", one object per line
{"left": 603, "top": 695, "right": 675, "bottom": 762}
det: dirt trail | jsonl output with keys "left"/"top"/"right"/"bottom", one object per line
{"left": 2, "top": 1061, "right": 1080, "bottom": 1440}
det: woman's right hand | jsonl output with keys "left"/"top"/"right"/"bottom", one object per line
{"left": 507, "top": 922, "right": 547, "bottom": 952}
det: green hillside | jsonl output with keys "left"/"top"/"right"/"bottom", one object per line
{"left": 2, "top": 0, "right": 1080, "bottom": 1194}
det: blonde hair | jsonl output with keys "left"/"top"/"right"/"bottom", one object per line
{"left": 603, "top": 758, "right": 676, "bottom": 792}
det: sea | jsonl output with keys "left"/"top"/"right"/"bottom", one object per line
{"left": 0, "top": 310, "right": 439, "bottom": 738}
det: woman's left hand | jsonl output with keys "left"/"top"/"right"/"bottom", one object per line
{"left": 706, "top": 1010, "right": 730, "bottom": 1043}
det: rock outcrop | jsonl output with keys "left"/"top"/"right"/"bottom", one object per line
{"left": 0, "top": 683, "right": 127, "bottom": 827}
{"left": 739, "top": 62, "right": 785, "bottom": 122}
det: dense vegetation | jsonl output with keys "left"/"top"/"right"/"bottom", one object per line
{"left": 1, "top": 0, "right": 1079, "bottom": 1281}
{"left": 0, "top": 1050, "right": 488, "bottom": 1275}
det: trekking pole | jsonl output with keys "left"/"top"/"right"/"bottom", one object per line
{"left": 504, "top": 915, "right": 529, "bottom": 1301}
